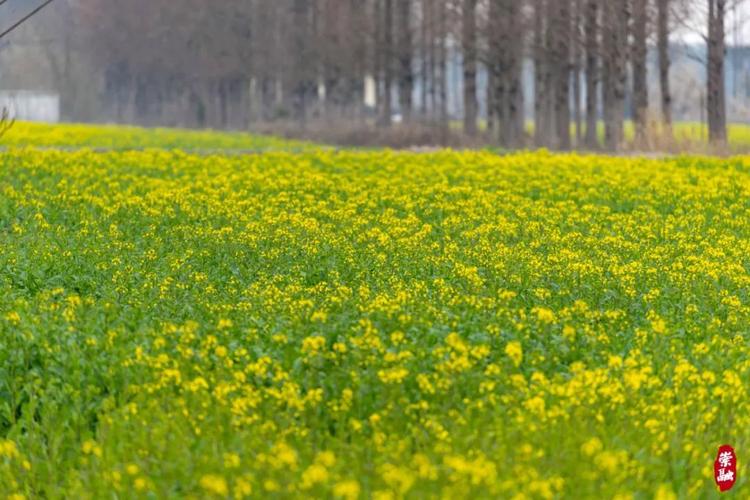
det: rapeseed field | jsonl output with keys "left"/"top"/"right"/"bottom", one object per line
{"left": 0, "top": 122, "right": 317, "bottom": 152}
{"left": 0, "top": 137, "right": 748, "bottom": 498}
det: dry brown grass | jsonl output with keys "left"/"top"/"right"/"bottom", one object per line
{"left": 251, "top": 120, "right": 492, "bottom": 149}
{"left": 251, "top": 117, "right": 741, "bottom": 156}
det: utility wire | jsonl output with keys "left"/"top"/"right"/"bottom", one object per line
{"left": 0, "top": 0, "right": 55, "bottom": 41}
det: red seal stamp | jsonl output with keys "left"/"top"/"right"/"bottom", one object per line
{"left": 714, "top": 445, "right": 737, "bottom": 492}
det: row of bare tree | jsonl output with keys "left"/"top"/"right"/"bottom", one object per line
{"left": 464, "top": 0, "right": 735, "bottom": 149}
{"left": 57, "top": 0, "right": 740, "bottom": 149}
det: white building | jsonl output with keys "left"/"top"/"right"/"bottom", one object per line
{"left": 0, "top": 90, "right": 60, "bottom": 122}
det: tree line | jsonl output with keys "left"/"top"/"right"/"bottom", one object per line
{"left": 65, "top": 0, "right": 740, "bottom": 149}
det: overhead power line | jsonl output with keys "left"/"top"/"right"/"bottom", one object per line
{"left": 0, "top": 0, "right": 55, "bottom": 41}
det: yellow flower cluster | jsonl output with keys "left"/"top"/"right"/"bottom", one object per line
{"left": 0, "top": 138, "right": 749, "bottom": 498}
{"left": 0, "top": 121, "right": 318, "bottom": 151}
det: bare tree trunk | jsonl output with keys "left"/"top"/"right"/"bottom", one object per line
{"left": 508, "top": 53, "right": 524, "bottom": 147}
{"left": 533, "top": 0, "right": 550, "bottom": 147}
{"left": 552, "top": 0, "right": 572, "bottom": 150}
{"left": 632, "top": 0, "right": 649, "bottom": 146}
{"left": 437, "top": 0, "right": 448, "bottom": 137}
{"left": 397, "top": 0, "right": 413, "bottom": 122}
{"left": 572, "top": 0, "right": 582, "bottom": 147}
{"left": 542, "top": 1, "right": 556, "bottom": 145}
{"left": 428, "top": 1, "right": 437, "bottom": 118}
{"left": 462, "top": 0, "right": 478, "bottom": 136}
{"left": 657, "top": 0, "right": 673, "bottom": 132}
{"left": 491, "top": 0, "right": 524, "bottom": 148}
{"left": 376, "top": 0, "right": 394, "bottom": 127}
{"left": 602, "top": 0, "right": 628, "bottom": 151}
{"left": 487, "top": 69, "right": 495, "bottom": 134}
{"left": 707, "top": 0, "right": 727, "bottom": 145}
{"left": 350, "top": 0, "right": 368, "bottom": 121}
{"left": 420, "top": 0, "right": 429, "bottom": 117}
{"left": 584, "top": 0, "right": 599, "bottom": 149}
{"left": 292, "top": 0, "right": 315, "bottom": 127}
{"left": 490, "top": 0, "right": 506, "bottom": 144}
{"left": 374, "top": 0, "right": 384, "bottom": 122}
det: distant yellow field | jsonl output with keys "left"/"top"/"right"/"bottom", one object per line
{"left": 0, "top": 121, "right": 318, "bottom": 151}
{"left": 8, "top": 120, "right": 750, "bottom": 152}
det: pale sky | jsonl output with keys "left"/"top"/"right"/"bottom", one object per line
{"left": 677, "top": 2, "right": 750, "bottom": 45}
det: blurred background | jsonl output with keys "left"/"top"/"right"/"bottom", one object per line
{"left": 0, "top": 0, "right": 747, "bottom": 149}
